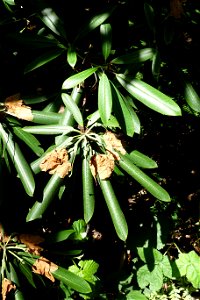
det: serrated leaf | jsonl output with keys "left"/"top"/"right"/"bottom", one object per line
{"left": 176, "top": 251, "right": 200, "bottom": 289}
{"left": 137, "top": 247, "right": 163, "bottom": 264}
{"left": 0, "top": 124, "right": 35, "bottom": 196}
{"left": 61, "top": 93, "right": 84, "bottom": 126}
{"left": 116, "top": 74, "right": 182, "bottom": 116}
{"left": 62, "top": 67, "right": 99, "bottom": 90}
{"left": 111, "top": 48, "right": 154, "bottom": 64}
{"left": 149, "top": 265, "right": 163, "bottom": 291}
{"left": 13, "top": 126, "right": 44, "bottom": 156}
{"left": 100, "top": 23, "right": 112, "bottom": 61}
{"left": 24, "top": 48, "right": 65, "bottom": 74}
{"left": 137, "top": 265, "right": 150, "bottom": 289}
{"left": 72, "top": 219, "right": 87, "bottom": 240}
{"left": 98, "top": 73, "right": 112, "bottom": 125}
{"left": 129, "top": 150, "right": 158, "bottom": 169}
{"left": 160, "top": 255, "right": 173, "bottom": 279}
{"left": 111, "top": 81, "right": 135, "bottom": 137}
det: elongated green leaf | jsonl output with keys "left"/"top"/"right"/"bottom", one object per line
{"left": 32, "top": 110, "right": 61, "bottom": 124}
{"left": 24, "top": 48, "right": 65, "bottom": 74}
{"left": 61, "top": 93, "right": 84, "bottom": 126}
{"left": 144, "top": 2, "right": 156, "bottom": 33}
{"left": 98, "top": 73, "right": 112, "bottom": 125}
{"left": 62, "top": 67, "right": 99, "bottom": 90}
{"left": 13, "top": 127, "right": 44, "bottom": 156}
{"left": 111, "top": 48, "right": 154, "bottom": 64}
{"left": 82, "top": 157, "right": 95, "bottom": 223}
{"left": 99, "top": 179, "right": 128, "bottom": 241}
{"left": 23, "top": 125, "right": 76, "bottom": 135}
{"left": 75, "top": 7, "right": 116, "bottom": 41}
{"left": 26, "top": 173, "right": 63, "bottom": 221}
{"left": 184, "top": 81, "right": 200, "bottom": 112}
{"left": 0, "top": 124, "right": 35, "bottom": 196}
{"left": 16, "top": 261, "right": 36, "bottom": 288}
{"left": 46, "top": 229, "right": 75, "bottom": 243}
{"left": 152, "top": 50, "right": 161, "bottom": 81}
{"left": 118, "top": 154, "right": 170, "bottom": 202}
{"left": 67, "top": 46, "right": 77, "bottom": 68}
{"left": 7, "top": 33, "right": 60, "bottom": 49}
{"left": 52, "top": 267, "right": 92, "bottom": 293}
{"left": 129, "top": 150, "right": 158, "bottom": 169}
{"left": 9, "top": 263, "right": 25, "bottom": 300}
{"left": 40, "top": 7, "right": 67, "bottom": 39}
{"left": 100, "top": 23, "right": 112, "bottom": 61}
{"left": 116, "top": 74, "right": 182, "bottom": 116}
{"left": 111, "top": 81, "right": 135, "bottom": 136}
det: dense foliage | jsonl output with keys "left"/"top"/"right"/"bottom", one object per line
{"left": 0, "top": 0, "right": 199, "bottom": 299}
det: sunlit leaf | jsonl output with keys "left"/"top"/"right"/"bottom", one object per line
{"left": 62, "top": 67, "right": 99, "bottom": 90}
{"left": 0, "top": 124, "right": 35, "bottom": 196}
{"left": 98, "top": 73, "right": 112, "bottom": 125}
{"left": 67, "top": 45, "right": 77, "bottom": 68}
{"left": 111, "top": 48, "right": 154, "bottom": 64}
{"left": 40, "top": 7, "right": 67, "bottom": 39}
{"left": 100, "top": 179, "right": 128, "bottom": 241}
{"left": 116, "top": 74, "right": 182, "bottom": 116}
{"left": 61, "top": 93, "right": 84, "bottom": 126}
{"left": 23, "top": 125, "right": 76, "bottom": 135}
{"left": 129, "top": 150, "right": 158, "bottom": 169}
{"left": 13, "top": 126, "right": 44, "bottom": 156}
{"left": 100, "top": 23, "right": 112, "bottom": 62}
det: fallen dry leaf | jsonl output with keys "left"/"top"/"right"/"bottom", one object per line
{"left": 2, "top": 278, "right": 16, "bottom": 300}
{"left": 40, "top": 148, "right": 72, "bottom": 178}
{"left": 32, "top": 257, "right": 58, "bottom": 282}
{"left": 5, "top": 94, "right": 33, "bottom": 121}
{"left": 90, "top": 154, "right": 115, "bottom": 179}
{"left": 18, "top": 233, "right": 44, "bottom": 255}
{"left": 103, "top": 131, "right": 126, "bottom": 160}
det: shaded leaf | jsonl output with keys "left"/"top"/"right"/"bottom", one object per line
{"left": 100, "top": 23, "right": 112, "bottom": 61}
{"left": 61, "top": 93, "right": 84, "bottom": 126}
{"left": 24, "top": 48, "right": 65, "bottom": 74}
{"left": 67, "top": 46, "right": 77, "bottom": 68}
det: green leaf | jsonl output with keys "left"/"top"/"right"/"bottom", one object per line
{"left": 40, "top": 7, "right": 67, "bottom": 39}
{"left": 26, "top": 173, "right": 63, "bottom": 221}
{"left": 13, "top": 126, "right": 44, "bottom": 156}
{"left": 23, "top": 125, "right": 76, "bottom": 135}
{"left": 98, "top": 73, "right": 112, "bottom": 125}
{"left": 137, "top": 247, "right": 163, "bottom": 264}
{"left": 176, "top": 251, "right": 200, "bottom": 289}
{"left": 111, "top": 81, "right": 135, "bottom": 137}
{"left": 152, "top": 50, "right": 161, "bottom": 81}
{"left": 75, "top": 7, "right": 116, "bottom": 41}
{"left": 127, "top": 290, "right": 148, "bottom": 300}
{"left": 160, "top": 255, "right": 173, "bottom": 279}
{"left": 82, "top": 157, "right": 95, "bottom": 223}
{"left": 62, "top": 67, "right": 99, "bottom": 90}
{"left": 129, "top": 150, "right": 158, "bottom": 169}
{"left": 0, "top": 124, "right": 35, "bottom": 196}
{"left": 67, "top": 46, "right": 77, "bottom": 68}
{"left": 9, "top": 263, "right": 25, "bottom": 300}
{"left": 100, "top": 23, "right": 112, "bottom": 62}
{"left": 52, "top": 267, "right": 92, "bottom": 294}
{"left": 72, "top": 219, "right": 87, "bottom": 240}
{"left": 111, "top": 48, "right": 154, "bottom": 64}
{"left": 61, "top": 93, "right": 84, "bottom": 127}
{"left": 24, "top": 48, "right": 65, "bottom": 74}
{"left": 144, "top": 2, "right": 156, "bottom": 33}
{"left": 69, "top": 260, "right": 99, "bottom": 284}
{"left": 118, "top": 154, "right": 171, "bottom": 202}
{"left": 46, "top": 229, "right": 75, "bottom": 243}
{"left": 116, "top": 74, "right": 182, "bottom": 116}
{"left": 16, "top": 261, "right": 36, "bottom": 288}
{"left": 184, "top": 81, "right": 200, "bottom": 112}
{"left": 137, "top": 264, "right": 163, "bottom": 291}
{"left": 99, "top": 179, "right": 128, "bottom": 241}
{"left": 32, "top": 110, "right": 62, "bottom": 124}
